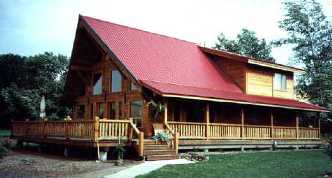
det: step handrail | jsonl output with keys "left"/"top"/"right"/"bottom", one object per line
{"left": 129, "top": 118, "right": 144, "bottom": 157}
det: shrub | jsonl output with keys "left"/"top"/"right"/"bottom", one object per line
{"left": 0, "top": 142, "right": 9, "bottom": 159}
{"left": 152, "top": 132, "right": 172, "bottom": 144}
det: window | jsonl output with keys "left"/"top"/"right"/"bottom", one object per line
{"left": 274, "top": 73, "right": 287, "bottom": 91}
{"left": 109, "top": 101, "right": 122, "bottom": 119}
{"left": 97, "top": 103, "right": 105, "bottom": 118}
{"left": 130, "top": 100, "right": 143, "bottom": 127}
{"left": 111, "top": 70, "right": 122, "bottom": 92}
{"left": 130, "top": 82, "right": 140, "bottom": 91}
{"left": 93, "top": 73, "right": 102, "bottom": 95}
{"left": 77, "top": 105, "right": 85, "bottom": 119}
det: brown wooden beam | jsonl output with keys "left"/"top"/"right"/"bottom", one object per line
{"left": 296, "top": 112, "right": 299, "bottom": 140}
{"left": 205, "top": 103, "right": 210, "bottom": 140}
{"left": 241, "top": 107, "right": 244, "bottom": 139}
{"left": 71, "top": 64, "right": 94, "bottom": 71}
{"left": 270, "top": 110, "right": 274, "bottom": 138}
{"left": 164, "top": 101, "right": 168, "bottom": 124}
{"left": 318, "top": 112, "right": 321, "bottom": 139}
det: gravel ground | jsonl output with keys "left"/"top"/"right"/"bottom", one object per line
{"left": 0, "top": 150, "right": 139, "bottom": 178}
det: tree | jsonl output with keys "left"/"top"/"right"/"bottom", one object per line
{"left": 277, "top": 0, "right": 332, "bottom": 118}
{"left": 214, "top": 28, "right": 274, "bottom": 62}
{"left": 0, "top": 52, "right": 70, "bottom": 128}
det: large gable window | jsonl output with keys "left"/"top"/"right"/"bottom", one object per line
{"left": 111, "top": 70, "right": 122, "bottom": 92}
{"left": 93, "top": 73, "right": 102, "bottom": 95}
{"left": 274, "top": 73, "right": 287, "bottom": 91}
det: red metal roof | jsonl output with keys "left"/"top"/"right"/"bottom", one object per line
{"left": 81, "top": 15, "right": 327, "bottom": 112}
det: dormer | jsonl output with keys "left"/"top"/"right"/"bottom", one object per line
{"left": 201, "top": 47, "right": 304, "bottom": 100}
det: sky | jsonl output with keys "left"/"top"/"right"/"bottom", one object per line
{"left": 1, "top": 0, "right": 332, "bottom": 65}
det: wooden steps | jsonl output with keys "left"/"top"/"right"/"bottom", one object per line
{"left": 143, "top": 140, "right": 177, "bottom": 161}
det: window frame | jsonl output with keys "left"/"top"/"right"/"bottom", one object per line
{"left": 274, "top": 73, "right": 287, "bottom": 91}
{"left": 108, "top": 101, "right": 122, "bottom": 120}
{"left": 110, "top": 70, "right": 123, "bottom": 93}
{"left": 130, "top": 100, "right": 144, "bottom": 127}
{"left": 92, "top": 72, "right": 103, "bottom": 95}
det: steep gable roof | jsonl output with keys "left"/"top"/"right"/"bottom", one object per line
{"left": 77, "top": 15, "right": 327, "bottom": 112}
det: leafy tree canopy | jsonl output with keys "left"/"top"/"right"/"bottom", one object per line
{"left": 277, "top": 0, "right": 332, "bottom": 117}
{"left": 214, "top": 28, "right": 274, "bottom": 62}
{"left": 0, "top": 52, "right": 70, "bottom": 127}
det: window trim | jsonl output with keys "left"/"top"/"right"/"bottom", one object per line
{"left": 92, "top": 72, "right": 103, "bottom": 96}
{"left": 130, "top": 100, "right": 144, "bottom": 127}
{"left": 274, "top": 73, "right": 287, "bottom": 91}
{"left": 110, "top": 70, "right": 123, "bottom": 93}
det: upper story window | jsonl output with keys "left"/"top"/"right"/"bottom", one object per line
{"left": 111, "top": 70, "right": 122, "bottom": 92}
{"left": 274, "top": 73, "right": 287, "bottom": 91}
{"left": 130, "top": 82, "right": 140, "bottom": 91}
{"left": 93, "top": 73, "right": 102, "bottom": 95}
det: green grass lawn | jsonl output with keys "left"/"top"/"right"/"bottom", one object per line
{"left": 137, "top": 150, "right": 332, "bottom": 178}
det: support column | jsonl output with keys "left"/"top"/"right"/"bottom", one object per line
{"left": 241, "top": 107, "right": 245, "bottom": 139}
{"left": 318, "top": 112, "right": 321, "bottom": 139}
{"left": 164, "top": 101, "right": 168, "bottom": 125}
{"left": 205, "top": 103, "right": 210, "bottom": 140}
{"left": 270, "top": 110, "right": 274, "bottom": 139}
{"left": 296, "top": 112, "right": 299, "bottom": 140}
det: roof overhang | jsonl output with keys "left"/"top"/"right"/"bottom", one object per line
{"left": 199, "top": 46, "right": 305, "bottom": 73}
{"left": 162, "top": 93, "right": 329, "bottom": 112}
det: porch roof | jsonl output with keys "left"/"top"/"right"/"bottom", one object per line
{"left": 141, "top": 80, "right": 326, "bottom": 112}
{"left": 80, "top": 15, "right": 327, "bottom": 112}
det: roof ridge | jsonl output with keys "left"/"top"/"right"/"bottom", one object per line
{"left": 81, "top": 15, "right": 197, "bottom": 45}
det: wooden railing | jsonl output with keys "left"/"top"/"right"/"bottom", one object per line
{"left": 98, "top": 119, "right": 130, "bottom": 140}
{"left": 167, "top": 121, "right": 320, "bottom": 140}
{"left": 12, "top": 118, "right": 140, "bottom": 142}
{"left": 209, "top": 123, "right": 241, "bottom": 139}
{"left": 243, "top": 125, "right": 271, "bottom": 139}
{"left": 273, "top": 126, "right": 296, "bottom": 139}
{"left": 299, "top": 127, "right": 319, "bottom": 139}
{"left": 168, "top": 121, "right": 206, "bottom": 139}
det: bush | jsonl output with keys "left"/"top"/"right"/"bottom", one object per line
{"left": 152, "top": 132, "right": 172, "bottom": 144}
{"left": 180, "top": 152, "right": 208, "bottom": 162}
{"left": 0, "top": 142, "right": 9, "bottom": 159}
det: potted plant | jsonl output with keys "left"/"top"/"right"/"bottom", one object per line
{"left": 152, "top": 131, "right": 172, "bottom": 144}
{"left": 114, "top": 136, "right": 125, "bottom": 165}
{"left": 114, "top": 145, "right": 125, "bottom": 166}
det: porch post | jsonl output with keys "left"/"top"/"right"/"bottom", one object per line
{"left": 241, "top": 107, "right": 244, "bottom": 139}
{"left": 270, "top": 110, "right": 274, "bottom": 139}
{"left": 296, "top": 112, "right": 299, "bottom": 140}
{"left": 205, "top": 103, "right": 210, "bottom": 140}
{"left": 318, "top": 112, "right": 321, "bottom": 139}
{"left": 164, "top": 101, "right": 168, "bottom": 125}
